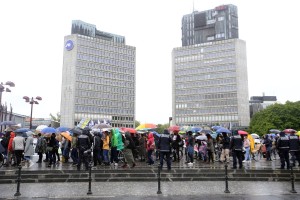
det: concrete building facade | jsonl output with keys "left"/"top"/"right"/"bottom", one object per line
{"left": 60, "top": 20, "right": 136, "bottom": 128}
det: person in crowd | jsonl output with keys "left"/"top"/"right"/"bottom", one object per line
{"left": 138, "top": 133, "right": 146, "bottom": 162}
{"left": 146, "top": 132, "right": 155, "bottom": 165}
{"left": 77, "top": 129, "right": 92, "bottom": 170}
{"left": 115, "top": 129, "right": 124, "bottom": 166}
{"left": 243, "top": 134, "right": 251, "bottom": 162}
{"left": 206, "top": 134, "right": 215, "bottom": 163}
{"left": 131, "top": 133, "right": 139, "bottom": 161}
{"left": 121, "top": 132, "right": 137, "bottom": 168}
{"left": 220, "top": 132, "right": 230, "bottom": 163}
{"left": 276, "top": 131, "right": 290, "bottom": 169}
{"left": 12, "top": 132, "right": 25, "bottom": 166}
{"left": 62, "top": 136, "right": 71, "bottom": 163}
{"left": 270, "top": 135, "right": 277, "bottom": 160}
{"left": 35, "top": 133, "right": 46, "bottom": 163}
{"left": 43, "top": 137, "right": 50, "bottom": 163}
{"left": 7, "top": 131, "right": 16, "bottom": 166}
{"left": 24, "top": 131, "right": 34, "bottom": 165}
{"left": 2, "top": 132, "right": 10, "bottom": 166}
{"left": 110, "top": 129, "right": 119, "bottom": 165}
{"left": 186, "top": 131, "right": 195, "bottom": 165}
{"left": 288, "top": 130, "right": 300, "bottom": 167}
{"left": 102, "top": 129, "right": 110, "bottom": 166}
{"left": 263, "top": 134, "right": 272, "bottom": 161}
{"left": 47, "top": 133, "right": 59, "bottom": 167}
{"left": 230, "top": 130, "right": 243, "bottom": 169}
{"left": 70, "top": 133, "right": 78, "bottom": 166}
{"left": 172, "top": 130, "right": 182, "bottom": 162}
{"left": 158, "top": 129, "right": 172, "bottom": 170}
{"left": 92, "top": 130, "right": 102, "bottom": 166}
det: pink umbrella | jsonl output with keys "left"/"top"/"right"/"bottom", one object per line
{"left": 238, "top": 130, "right": 248, "bottom": 135}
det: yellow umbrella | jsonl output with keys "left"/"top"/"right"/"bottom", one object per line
{"left": 297, "top": 131, "right": 300, "bottom": 136}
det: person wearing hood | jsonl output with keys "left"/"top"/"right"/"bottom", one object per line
{"left": 276, "top": 131, "right": 290, "bottom": 169}
{"left": 6, "top": 132, "right": 15, "bottom": 166}
{"left": 77, "top": 128, "right": 92, "bottom": 170}
{"left": 92, "top": 131, "right": 103, "bottom": 167}
{"left": 12, "top": 132, "right": 25, "bottom": 166}
{"left": 147, "top": 132, "right": 155, "bottom": 165}
{"left": 47, "top": 133, "right": 59, "bottom": 167}
{"left": 229, "top": 130, "right": 243, "bottom": 169}
{"left": 24, "top": 131, "right": 34, "bottom": 165}
{"left": 158, "top": 129, "right": 172, "bottom": 170}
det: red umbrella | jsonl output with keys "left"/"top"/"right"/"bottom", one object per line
{"left": 168, "top": 125, "right": 181, "bottom": 132}
{"left": 238, "top": 130, "right": 248, "bottom": 135}
{"left": 120, "top": 127, "right": 137, "bottom": 134}
{"left": 283, "top": 129, "right": 296, "bottom": 134}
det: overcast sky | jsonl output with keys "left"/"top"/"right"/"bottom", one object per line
{"left": 0, "top": 0, "right": 299, "bottom": 125}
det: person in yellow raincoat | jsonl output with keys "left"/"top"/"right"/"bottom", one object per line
{"left": 247, "top": 134, "right": 255, "bottom": 161}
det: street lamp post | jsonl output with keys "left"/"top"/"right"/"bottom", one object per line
{"left": 23, "top": 96, "right": 42, "bottom": 129}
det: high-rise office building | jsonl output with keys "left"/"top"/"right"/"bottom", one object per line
{"left": 172, "top": 5, "right": 250, "bottom": 128}
{"left": 60, "top": 20, "right": 136, "bottom": 128}
{"left": 182, "top": 4, "right": 239, "bottom": 46}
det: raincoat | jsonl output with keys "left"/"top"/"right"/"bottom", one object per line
{"left": 8, "top": 132, "right": 15, "bottom": 152}
{"left": 115, "top": 129, "right": 124, "bottom": 151}
{"left": 247, "top": 134, "right": 255, "bottom": 153}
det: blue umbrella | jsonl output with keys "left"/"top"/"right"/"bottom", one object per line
{"left": 216, "top": 127, "right": 231, "bottom": 134}
{"left": 212, "top": 126, "right": 222, "bottom": 131}
{"left": 0, "top": 121, "right": 17, "bottom": 126}
{"left": 14, "top": 128, "right": 30, "bottom": 133}
{"left": 56, "top": 126, "right": 70, "bottom": 133}
{"left": 41, "top": 127, "right": 56, "bottom": 134}
{"left": 191, "top": 127, "right": 202, "bottom": 133}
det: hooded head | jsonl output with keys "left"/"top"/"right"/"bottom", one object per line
{"left": 279, "top": 131, "right": 286, "bottom": 137}
{"left": 163, "top": 129, "right": 169, "bottom": 135}
{"left": 222, "top": 132, "right": 227, "bottom": 137}
{"left": 148, "top": 132, "right": 154, "bottom": 139}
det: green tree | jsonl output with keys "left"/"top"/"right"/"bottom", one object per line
{"left": 249, "top": 101, "right": 300, "bottom": 136}
{"left": 156, "top": 123, "right": 169, "bottom": 134}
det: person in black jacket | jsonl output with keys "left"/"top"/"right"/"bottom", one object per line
{"left": 77, "top": 129, "right": 92, "bottom": 171}
{"left": 229, "top": 131, "right": 243, "bottom": 169}
{"left": 158, "top": 129, "right": 172, "bottom": 170}
{"left": 263, "top": 135, "right": 272, "bottom": 161}
{"left": 93, "top": 131, "right": 103, "bottom": 166}
{"left": 220, "top": 132, "right": 230, "bottom": 163}
{"left": 276, "top": 131, "right": 290, "bottom": 169}
{"left": 289, "top": 130, "right": 300, "bottom": 167}
{"left": 122, "top": 132, "right": 136, "bottom": 168}
{"left": 47, "top": 133, "right": 59, "bottom": 167}
{"left": 172, "top": 130, "right": 182, "bottom": 162}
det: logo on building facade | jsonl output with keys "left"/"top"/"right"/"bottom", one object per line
{"left": 65, "top": 40, "right": 74, "bottom": 51}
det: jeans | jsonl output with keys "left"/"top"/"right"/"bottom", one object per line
{"left": 232, "top": 150, "right": 243, "bottom": 168}
{"left": 244, "top": 147, "right": 251, "bottom": 161}
{"left": 147, "top": 150, "right": 154, "bottom": 164}
{"left": 103, "top": 149, "right": 109, "bottom": 163}
{"left": 71, "top": 148, "right": 78, "bottom": 164}
{"left": 160, "top": 151, "right": 171, "bottom": 169}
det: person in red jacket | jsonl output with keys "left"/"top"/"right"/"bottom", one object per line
{"left": 6, "top": 132, "right": 15, "bottom": 166}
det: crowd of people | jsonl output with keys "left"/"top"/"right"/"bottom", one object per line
{"left": 0, "top": 128, "right": 299, "bottom": 171}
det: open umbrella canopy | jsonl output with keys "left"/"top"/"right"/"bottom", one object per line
{"left": 0, "top": 121, "right": 17, "bottom": 126}
{"left": 56, "top": 126, "right": 70, "bottom": 133}
{"left": 211, "top": 126, "right": 222, "bottom": 131}
{"left": 15, "top": 128, "right": 30, "bottom": 133}
{"left": 269, "top": 129, "right": 281, "bottom": 133}
{"left": 168, "top": 125, "right": 181, "bottom": 132}
{"left": 60, "top": 131, "right": 72, "bottom": 141}
{"left": 41, "top": 127, "right": 56, "bottom": 134}
{"left": 35, "top": 125, "right": 48, "bottom": 133}
{"left": 238, "top": 130, "right": 249, "bottom": 135}
{"left": 92, "top": 123, "right": 112, "bottom": 129}
{"left": 216, "top": 127, "right": 231, "bottom": 134}
{"left": 283, "top": 129, "right": 296, "bottom": 134}
{"left": 136, "top": 123, "right": 157, "bottom": 131}
{"left": 251, "top": 133, "right": 260, "bottom": 139}
{"left": 120, "top": 127, "right": 137, "bottom": 134}
{"left": 297, "top": 131, "right": 300, "bottom": 136}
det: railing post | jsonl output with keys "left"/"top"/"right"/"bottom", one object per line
{"left": 157, "top": 163, "right": 162, "bottom": 194}
{"left": 290, "top": 166, "right": 297, "bottom": 193}
{"left": 224, "top": 163, "right": 230, "bottom": 193}
{"left": 87, "top": 162, "right": 93, "bottom": 195}
{"left": 14, "top": 165, "right": 22, "bottom": 196}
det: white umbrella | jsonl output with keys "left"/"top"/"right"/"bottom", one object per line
{"left": 35, "top": 125, "right": 48, "bottom": 133}
{"left": 251, "top": 133, "right": 260, "bottom": 139}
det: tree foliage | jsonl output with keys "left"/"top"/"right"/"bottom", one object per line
{"left": 249, "top": 101, "right": 300, "bottom": 136}
{"left": 156, "top": 123, "right": 169, "bottom": 134}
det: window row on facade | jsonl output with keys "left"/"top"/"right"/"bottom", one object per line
{"left": 175, "top": 114, "right": 239, "bottom": 123}
{"left": 175, "top": 64, "right": 236, "bottom": 77}
{"left": 75, "top": 97, "right": 134, "bottom": 109}
{"left": 75, "top": 105, "right": 134, "bottom": 115}
{"left": 174, "top": 50, "right": 235, "bottom": 63}
{"left": 175, "top": 106, "right": 238, "bottom": 115}
{"left": 175, "top": 92, "right": 237, "bottom": 102}
{"left": 76, "top": 69, "right": 134, "bottom": 84}
{"left": 77, "top": 61, "right": 134, "bottom": 75}
{"left": 175, "top": 71, "right": 236, "bottom": 82}
{"left": 176, "top": 78, "right": 236, "bottom": 90}
{"left": 75, "top": 90, "right": 134, "bottom": 102}
{"left": 176, "top": 84, "right": 237, "bottom": 95}
{"left": 78, "top": 46, "right": 135, "bottom": 62}
{"left": 77, "top": 53, "right": 135, "bottom": 68}
{"left": 176, "top": 99, "right": 237, "bottom": 109}
{"left": 76, "top": 75, "right": 134, "bottom": 94}
{"left": 78, "top": 36, "right": 135, "bottom": 56}
{"left": 174, "top": 57, "right": 235, "bottom": 70}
